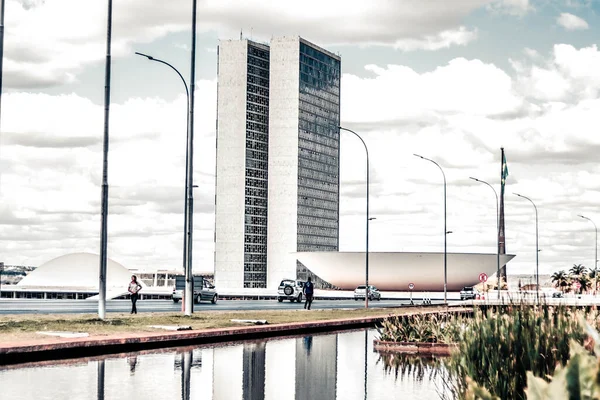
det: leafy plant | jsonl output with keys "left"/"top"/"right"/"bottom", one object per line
{"left": 448, "top": 302, "right": 599, "bottom": 400}
{"left": 377, "top": 312, "right": 467, "bottom": 344}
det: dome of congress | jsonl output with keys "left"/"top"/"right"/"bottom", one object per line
{"left": 17, "top": 252, "right": 134, "bottom": 290}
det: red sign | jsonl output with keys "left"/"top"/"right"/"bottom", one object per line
{"left": 479, "top": 273, "right": 488, "bottom": 283}
{"left": 575, "top": 282, "right": 581, "bottom": 289}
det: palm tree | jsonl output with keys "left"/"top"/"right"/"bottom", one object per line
{"left": 590, "top": 269, "right": 599, "bottom": 294}
{"left": 570, "top": 264, "right": 588, "bottom": 277}
{"left": 551, "top": 270, "right": 570, "bottom": 292}
{"left": 578, "top": 274, "right": 592, "bottom": 294}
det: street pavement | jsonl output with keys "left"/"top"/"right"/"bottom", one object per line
{"left": 0, "top": 298, "right": 448, "bottom": 315}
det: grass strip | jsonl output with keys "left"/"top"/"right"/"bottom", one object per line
{"left": 0, "top": 306, "right": 455, "bottom": 344}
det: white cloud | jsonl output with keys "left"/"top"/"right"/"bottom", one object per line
{"left": 557, "top": 12, "right": 589, "bottom": 30}
{"left": 393, "top": 26, "right": 477, "bottom": 51}
{"left": 342, "top": 57, "right": 525, "bottom": 123}
{"left": 3, "top": 0, "right": 495, "bottom": 88}
{"left": 0, "top": 80, "right": 218, "bottom": 271}
{"left": 513, "top": 44, "right": 600, "bottom": 102}
{"left": 488, "top": 0, "right": 532, "bottom": 16}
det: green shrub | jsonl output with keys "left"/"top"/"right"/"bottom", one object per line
{"left": 377, "top": 312, "right": 467, "bottom": 344}
{"left": 449, "top": 303, "right": 599, "bottom": 400}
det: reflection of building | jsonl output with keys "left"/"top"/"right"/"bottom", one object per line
{"left": 243, "top": 343, "right": 266, "bottom": 400}
{"left": 295, "top": 334, "right": 337, "bottom": 400}
{"left": 215, "top": 36, "right": 341, "bottom": 290}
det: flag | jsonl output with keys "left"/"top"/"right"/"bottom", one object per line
{"left": 501, "top": 152, "right": 509, "bottom": 185}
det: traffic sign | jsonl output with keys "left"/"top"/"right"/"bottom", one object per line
{"left": 479, "top": 273, "right": 488, "bottom": 283}
{"left": 408, "top": 283, "right": 415, "bottom": 290}
{"left": 575, "top": 281, "right": 581, "bottom": 289}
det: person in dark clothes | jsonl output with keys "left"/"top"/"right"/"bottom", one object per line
{"left": 304, "top": 276, "right": 314, "bottom": 310}
{"left": 128, "top": 275, "right": 142, "bottom": 314}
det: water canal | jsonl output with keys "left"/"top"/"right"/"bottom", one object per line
{"left": 0, "top": 329, "right": 450, "bottom": 399}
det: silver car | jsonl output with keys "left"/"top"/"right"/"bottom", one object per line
{"left": 354, "top": 285, "right": 381, "bottom": 301}
{"left": 172, "top": 276, "right": 218, "bottom": 304}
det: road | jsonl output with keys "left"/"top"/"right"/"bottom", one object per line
{"left": 0, "top": 298, "right": 447, "bottom": 315}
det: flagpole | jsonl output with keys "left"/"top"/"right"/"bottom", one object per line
{"left": 498, "top": 148, "right": 507, "bottom": 292}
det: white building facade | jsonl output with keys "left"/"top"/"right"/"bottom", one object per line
{"left": 215, "top": 36, "right": 341, "bottom": 290}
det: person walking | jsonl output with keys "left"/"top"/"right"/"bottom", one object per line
{"left": 304, "top": 276, "right": 314, "bottom": 310}
{"left": 128, "top": 275, "right": 142, "bottom": 314}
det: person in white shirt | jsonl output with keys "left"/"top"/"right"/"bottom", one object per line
{"left": 128, "top": 275, "right": 142, "bottom": 314}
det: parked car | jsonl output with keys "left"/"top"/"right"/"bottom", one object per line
{"left": 354, "top": 285, "right": 381, "bottom": 301}
{"left": 172, "top": 275, "right": 218, "bottom": 304}
{"left": 552, "top": 291, "right": 564, "bottom": 298}
{"left": 277, "top": 279, "right": 305, "bottom": 303}
{"left": 460, "top": 286, "right": 478, "bottom": 300}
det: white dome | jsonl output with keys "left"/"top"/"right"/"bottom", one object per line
{"left": 18, "top": 253, "right": 137, "bottom": 290}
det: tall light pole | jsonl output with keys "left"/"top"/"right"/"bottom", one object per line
{"left": 515, "top": 193, "right": 538, "bottom": 303}
{"left": 415, "top": 154, "right": 447, "bottom": 304}
{"left": 135, "top": 52, "right": 191, "bottom": 311}
{"left": 470, "top": 177, "right": 500, "bottom": 300}
{"left": 578, "top": 214, "right": 597, "bottom": 296}
{"left": 98, "top": 0, "right": 113, "bottom": 320}
{"left": 185, "top": 0, "right": 198, "bottom": 316}
{"left": 0, "top": 0, "right": 5, "bottom": 127}
{"left": 339, "top": 127, "right": 370, "bottom": 308}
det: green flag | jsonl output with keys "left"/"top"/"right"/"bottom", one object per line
{"left": 501, "top": 153, "right": 509, "bottom": 185}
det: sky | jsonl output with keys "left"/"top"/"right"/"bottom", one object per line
{"left": 2, "top": 0, "right": 600, "bottom": 279}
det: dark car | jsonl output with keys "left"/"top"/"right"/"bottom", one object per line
{"left": 552, "top": 291, "right": 564, "bottom": 298}
{"left": 460, "top": 286, "right": 478, "bottom": 300}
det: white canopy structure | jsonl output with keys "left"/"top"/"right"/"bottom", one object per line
{"left": 296, "top": 252, "right": 515, "bottom": 291}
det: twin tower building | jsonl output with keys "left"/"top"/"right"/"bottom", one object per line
{"left": 215, "top": 36, "right": 342, "bottom": 290}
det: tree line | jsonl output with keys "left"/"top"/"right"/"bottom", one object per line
{"left": 551, "top": 264, "right": 597, "bottom": 294}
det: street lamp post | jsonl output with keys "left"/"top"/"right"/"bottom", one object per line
{"left": 339, "top": 127, "right": 370, "bottom": 308}
{"left": 98, "top": 0, "right": 114, "bottom": 320}
{"left": 470, "top": 177, "right": 500, "bottom": 300}
{"left": 0, "top": 0, "right": 5, "bottom": 127}
{"left": 515, "top": 193, "right": 539, "bottom": 303}
{"left": 135, "top": 52, "right": 192, "bottom": 313}
{"left": 578, "top": 214, "right": 598, "bottom": 296}
{"left": 186, "top": 0, "right": 198, "bottom": 317}
{"left": 414, "top": 154, "right": 447, "bottom": 305}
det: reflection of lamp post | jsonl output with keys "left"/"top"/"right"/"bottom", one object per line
{"left": 578, "top": 214, "right": 598, "bottom": 296}
{"left": 181, "top": 351, "right": 192, "bottom": 400}
{"left": 339, "top": 127, "right": 370, "bottom": 308}
{"left": 470, "top": 177, "right": 500, "bottom": 300}
{"left": 97, "top": 360, "right": 105, "bottom": 400}
{"left": 515, "top": 193, "right": 539, "bottom": 303}
{"left": 364, "top": 330, "right": 368, "bottom": 400}
{"left": 414, "top": 154, "right": 447, "bottom": 304}
{"left": 135, "top": 51, "right": 192, "bottom": 314}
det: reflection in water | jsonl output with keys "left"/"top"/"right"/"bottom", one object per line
{"left": 0, "top": 329, "right": 448, "bottom": 400}
{"left": 97, "top": 359, "right": 104, "bottom": 400}
{"left": 379, "top": 352, "right": 446, "bottom": 382}
{"left": 128, "top": 356, "right": 138, "bottom": 374}
{"left": 181, "top": 351, "right": 192, "bottom": 400}
{"left": 296, "top": 333, "right": 337, "bottom": 400}
{"left": 243, "top": 343, "right": 265, "bottom": 400}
